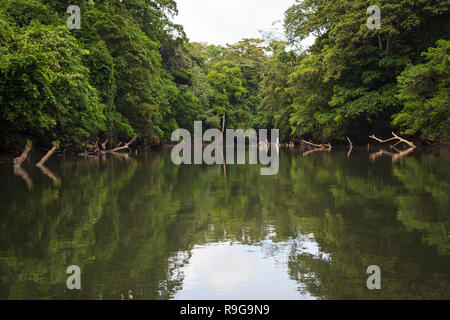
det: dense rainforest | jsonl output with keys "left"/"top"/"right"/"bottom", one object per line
{"left": 0, "top": 0, "right": 449, "bottom": 154}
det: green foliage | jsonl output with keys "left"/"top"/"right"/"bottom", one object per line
{"left": 0, "top": 19, "right": 105, "bottom": 148}
{"left": 278, "top": 0, "right": 450, "bottom": 143}
{"left": 260, "top": 41, "right": 297, "bottom": 140}
{"left": 0, "top": 0, "right": 194, "bottom": 150}
{"left": 206, "top": 61, "right": 247, "bottom": 127}
{"left": 0, "top": 0, "right": 60, "bottom": 27}
{"left": 394, "top": 40, "right": 450, "bottom": 142}
{"left": 0, "top": 0, "right": 449, "bottom": 151}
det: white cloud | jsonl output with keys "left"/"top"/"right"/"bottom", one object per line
{"left": 173, "top": 0, "right": 296, "bottom": 45}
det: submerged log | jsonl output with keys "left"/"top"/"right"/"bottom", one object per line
{"left": 37, "top": 143, "right": 59, "bottom": 167}
{"left": 13, "top": 140, "right": 32, "bottom": 168}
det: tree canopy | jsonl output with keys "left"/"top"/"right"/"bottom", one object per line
{"left": 0, "top": 0, "right": 449, "bottom": 152}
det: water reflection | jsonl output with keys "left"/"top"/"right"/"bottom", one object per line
{"left": 0, "top": 148, "right": 448, "bottom": 299}
{"left": 173, "top": 241, "right": 311, "bottom": 300}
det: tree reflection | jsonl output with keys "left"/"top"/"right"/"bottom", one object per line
{"left": 0, "top": 149, "right": 448, "bottom": 299}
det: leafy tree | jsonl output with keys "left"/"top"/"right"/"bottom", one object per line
{"left": 394, "top": 40, "right": 450, "bottom": 142}
{"left": 260, "top": 41, "right": 298, "bottom": 140}
{"left": 0, "top": 19, "right": 105, "bottom": 149}
{"left": 206, "top": 61, "right": 247, "bottom": 128}
{"left": 282, "top": 0, "right": 450, "bottom": 143}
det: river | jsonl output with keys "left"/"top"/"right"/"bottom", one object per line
{"left": 0, "top": 147, "right": 448, "bottom": 299}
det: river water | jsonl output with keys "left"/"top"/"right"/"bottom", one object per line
{"left": 0, "top": 147, "right": 448, "bottom": 299}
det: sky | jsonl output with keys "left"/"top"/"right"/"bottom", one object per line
{"left": 173, "top": 0, "right": 297, "bottom": 46}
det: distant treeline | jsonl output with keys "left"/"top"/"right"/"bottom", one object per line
{"left": 0, "top": 0, "right": 449, "bottom": 153}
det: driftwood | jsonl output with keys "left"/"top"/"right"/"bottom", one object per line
{"left": 104, "top": 137, "right": 136, "bottom": 153}
{"left": 80, "top": 141, "right": 100, "bottom": 157}
{"left": 369, "top": 132, "right": 415, "bottom": 148}
{"left": 302, "top": 140, "right": 332, "bottom": 150}
{"left": 301, "top": 139, "right": 331, "bottom": 156}
{"left": 369, "top": 132, "right": 416, "bottom": 162}
{"left": 14, "top": 141, "right": 32, "bottom": 168}
{"left": 37, "top": 144, "right": 59, "bottom": 167}
{"left": 80, "top": 137, "right": 135, "bottom": 157}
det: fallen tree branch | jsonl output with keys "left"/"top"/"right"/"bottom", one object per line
{"left": 302, "top": 140, "right": 332, "bottom": 150}
{"left": 37, "top": 143, "right": 59, "bottom": 167}
{"left": 369, "top": 132, "right": 415, "bottom": 148}
{"left": 79, "top": 141, "right": 100, "bottom": 157}
{"left": 13, "top": 140, "right": 32, "bottom": 168}
{"left": 113, "top": 142, "right": 123, "bottom": 149}
{"left": 104, "top": 137, "right": 136, "bottom": 153}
